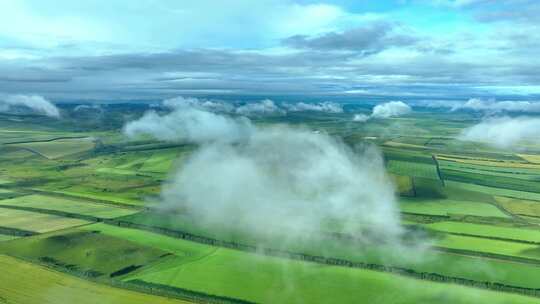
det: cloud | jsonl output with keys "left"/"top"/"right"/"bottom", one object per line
{"left": 146, "top": 109, "right": 404, "bottom": 243}
{"left": 123, "top": 106, "right": 253, "bottom": 144}
{"left": 235, "top": 99, "right": 285, "bottom": 116}
{"left": 459, "top": 116, "right": 540, "bottom": 148}
{"left": 283, "top": 101, "right": 343, "bottom": 113}
{"left": 0, "top": 94, "right": 60, "bottom": 117}
{"left": 452, "top": 98, "right": 540, "bottom": 113}
{"left": 282, "top": 21, "right": 418, "bottom": 54}
{"left": 353, "top": 113, "right": 370, "bottom": 122}
{"left": 163, "top": 96, "right": 234, "bottom": 113}
{"left": 73, "top": 104, "right": 103, "bottom": 112}
{"left": 371, "top": 101, "right": 412, "bottom": 118}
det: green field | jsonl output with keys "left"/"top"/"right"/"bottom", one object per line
{"left": 400, "top": 198, "right": 509, "bottom": 217}
{"left": 0, "top": 194, "right": 138, "bottom": 218}
{"left": 0, "top": 254, "right": 190, "bottom": 304}
{"left": 85, "top": 224, "right": 540, "bottom": 304}
{"left": 0, "top": 228, "right": 169, "bottom": 278}
{"left": 9, "top": 137, "right": 96, "bottom": 159}
{"left": 425, "top": 221, "right": 540, "bottom": 243}
{"left": 0, "top": 208, "right": 89, "bottom": 233}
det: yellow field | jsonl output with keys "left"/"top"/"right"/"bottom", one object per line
{"left": 437, "top": 155, "right": 540, "bottom": 169}
{"left": 495, "top": 196, "right": 540, "bottom": 217}
{"left": 0, "top": 208, "right": 89, "bottom": 232}
{"left": 12, "top": 138, "right": 96, "bottom": 159}
{"left": 0, "top": 254, "right": 191, "bottom": 304}
{"left": 518, "top": 154, "right": 540, "bottom": 164}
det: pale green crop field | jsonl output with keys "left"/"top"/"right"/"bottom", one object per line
{"left": 0, "top": 208, "right": 89, "bottom": 232}
{"left": 400, "top": 198, "right": 509, "bottom": 217}
{"left": 0, "top": 194, "right": 138, "bottom": 218}
{"left": 426, "top": 221, "right": 540, "bottom": 243}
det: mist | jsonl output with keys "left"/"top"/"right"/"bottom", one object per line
{"left": 0, "top": 94, "right": 60, "bottom": 118}
{"left": 452, "top": 98, "right": 540, "bottom": 113}
{"left": 352, "top": 101, "right": 412, "bottom": 122}
{"left": 282, "top": 101, "right": 343, "bottom": 113}
{"left": 124, "top": 104, "right": 405, "bottom": 245}
{"left": 459, "top": 116, "right": 540, "bottom": 148}
{"left": 235, "top": 99, "right": 285, "bottom": 116}
{"left": 123, "top": 105, "right": 253, "bottom": 144}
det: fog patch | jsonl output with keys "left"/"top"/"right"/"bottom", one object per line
{"left": 0, "top": 94, "right": 60, "bottom": 118}
{"left": 163, "top": 96, "right": 234, "bottom": 113}
{"left": 236, "top": 99, "right": 285, "bottom": 116}
{"left": 372, "top": 101, "right": 411, "bottom": 118}
{"left": 452, "top": 98, "right": 540, "bottom": 113}
{"left": 283, "top": 101, "right": 343, "bottom": 113}
{"left": 352, "top": 101, "right": 412, "bottom": 122}
{"left": 123, "top": 106, "right": 252, "bottom": 144}
{"left": 459, "top": 116, "right": 540, "bottom": 148}
{"left": 353, "top": 114, "right": 370, "bottom": 122}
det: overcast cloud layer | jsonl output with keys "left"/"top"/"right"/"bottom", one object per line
{"left": 0, "top": 1, "right": 539, "bottom": 101}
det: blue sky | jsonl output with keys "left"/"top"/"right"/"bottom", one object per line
{"left": 0, "top": 0, "right": 539, "bottom": 101}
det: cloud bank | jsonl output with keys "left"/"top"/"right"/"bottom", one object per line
{"left": 459, "top": 116, "right": 540, "bottom": 148}
{"left": 124, "top": 103, "right": 404, "bottom": 244}
{"left": 372, "top": 101, "right": 412, "bottom": 118}
{"left": 282, "top": 101, "right": 344, "bottom": 113}
{"left": 452, "top": 98, "right": 540, "bottom": 113}
{"left": 0, "top": 94, "right": 60, "bottom": 117}
{"left": 352, "top": 101, "right": 412, "bottom": 122}
{"left": 123, "top": 106, "right": 253, "bottom": 144}
{"left": 235, "top": 99, "right": 285, "bottom": 116}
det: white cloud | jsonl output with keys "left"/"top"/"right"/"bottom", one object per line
{"left": 123, "top": 107, "right": 252, "bottom": 144}
{"left": 353, "top": 114, "right": 370, "bottom": 122}
{"left": 452, "top": 98, "right": 540, "bottom": 113}
{"left": 283, "top": 101, "right": 343, "bottom": 113}
{"left": 459, "top": 116, "right": 540, "bottom": 148}
{"left": 156, "top": 114, "right": 403, "bottom": 242}
{"left": 371, "top": 101, "right": 412, "bottom": 118}
{"left": 0, "top": 94, "right": 60, "bottom": 117}
{"left": 235, "top": 99, "right": 285, "bottom": 116}
{"left": 163, "top": 96, "right": 234, "bottom": 113}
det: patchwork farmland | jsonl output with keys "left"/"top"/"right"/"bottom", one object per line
{"left": 2, "top": 106, "right": 540, "bottom": 303}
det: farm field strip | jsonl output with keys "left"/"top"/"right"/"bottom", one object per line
{"left": 424, "top": 221, "right": 540, "bottom": 244}
{"left": 0, "top": 194, "right": 139, "bottom": 219}
{"left": 0, "top": 254, "right": 191, "bottom": 304}
{"left": 399, "top": 198, "right": 509, "bottom": 218}
{"left": 0, "top": 208, "right": 90, "bottom": 233}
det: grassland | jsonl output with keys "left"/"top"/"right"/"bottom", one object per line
{"left": 0, "top": 228, "right": 169, "bottom": 277}
{"left": 9, "top": 137, "right": 96, "bottom": 159}
{"left": 425, "top": 221, "right": 540, "bottom": 243}
{"left": 0, "top": 208, "right": 89, "bottom": 233}
{"left": 399, "top": 198, "right": 509, "bottom": 217}
{"left": 0, "top": 254, "right": 190, "bottom": 304}
{"left": 0, "top": 194, "right": 138, "bottom": 218}
{"left": 84, "top": 224, "right": 540, "bottom": 304}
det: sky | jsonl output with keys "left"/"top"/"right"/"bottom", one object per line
{"left": 1, "top": 0, "right": 539, "bottom": 102}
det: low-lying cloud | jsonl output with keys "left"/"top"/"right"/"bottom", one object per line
{"left": 124, "top": 103, "right": 404, "bottom": 244}
{"left": 372, "top": 101, "right": 412, "bottom": 118}
{"left": 352, "top": 101, "right": 412, "bottom": 122}
{"left": 123, "top": 105, "right": 252, "bottom": 144}
{"left": 0, "top": 94, "right": 60, "bottom": 117}
{"left": 282, "top": 101, "right": 344, "bottom": 113}
{"left": 459, "top": 116, "right": 540, "bottom": 148}
{"left": 452, "top": 98, "right": 540, "bottom": 113}
{"left": 235, "top": 99, "right": 285, "bottom": 116}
